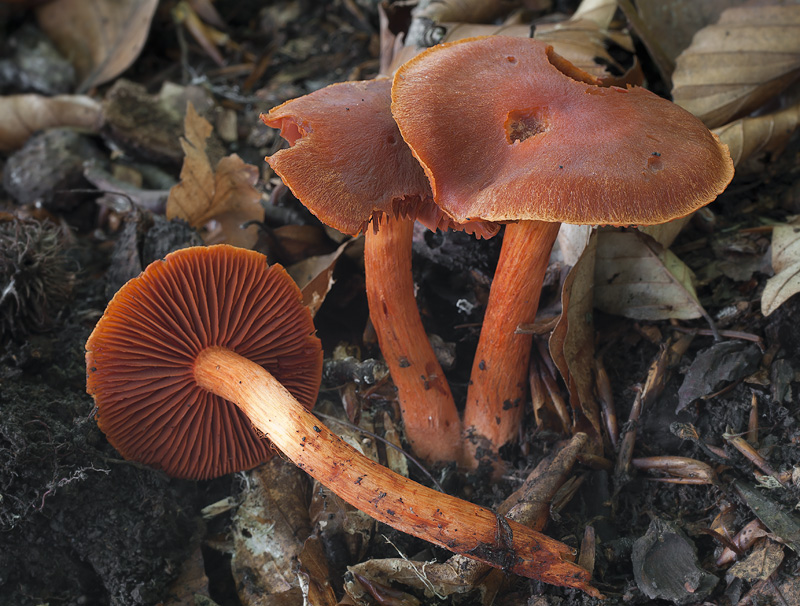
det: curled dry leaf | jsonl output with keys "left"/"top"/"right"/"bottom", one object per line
{"left": 761, "top": 217, "right": 800, "bottom": 316}
{"left": 549, "top": 231, "right": 603, "bottom": 446}
{"left": 36, "top": 0, "right": 159, "bottom": 92}
{"left": 287, "top": 239, "right": 354, "bottom": 317}
{"left": 714, "top": 100, "right": 800, "bottom": 170}
{"left": 167, "top": 103, "right": 264, "bottom": 248}
{"left": 594, "top": 230, "right": 706, "bottom": 321}
{"left": 0, "top": 94, "right": 103, "bottom": 152}
{"left": 406, "top": 17, "right": 636, "bottom": 81}
{"left": 672, "top": 5, "right": 800, "bottom": 128}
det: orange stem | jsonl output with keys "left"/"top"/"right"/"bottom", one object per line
{"left": 364, "top": 217, "right": 463, "bottom": 464}
{"left": 463, "top": 220, "right": 561, "bottom": 459}
{"left": 193, "top": 346, "right": 599, "bottom": 596}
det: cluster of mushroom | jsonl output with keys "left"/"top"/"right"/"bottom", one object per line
{"left": 86, "top": 36, "right": 733, "bottom": 596}
{"left": 262, "top": 36, "right": 734, "bottom": 467}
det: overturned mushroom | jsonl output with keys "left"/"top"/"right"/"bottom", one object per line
{"left": 391, "top": 36, "right": 734, "bottom": 462}
{"left": 86, "top": 244, "right": 599, "bottom": 595}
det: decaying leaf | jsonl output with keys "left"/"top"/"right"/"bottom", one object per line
{"left": 594, "top": 230, "right": 706, "bottom": 321}
{"left": 715, "top": 100, "right": 800, "bottom": 170}
{"left": 762, "top": 218, "right": 800, "bottom": 316}
{"left": 231, "top": 458, "right": 312, "bottom": 605}
{"left": 411, "top": 0, "right": 511, "bottom": 24}
{"left": 572, "top": 0, "right": 619, "bottom": 29}
{"left": 409, "top": 17, "right": 636, "bottom": 81}
{"left": 550, "top": 231, "right": 602, "bottom": 445}
{"left": 0, "top": 94, "right": 102, "bottom": 152}
{"left": 167, "top": 103, "right": 264, "bottom": 248}
{"left": 163, "top": 544, "right": 211, "bottom": 606}
{"left": 677, "top": 340, "right": 761, "bottom": 411}
{"left": 728, "top": 539, "right": 784, "bottom": 583}
{"left": 735, "top": 481, "right": 800, "bottom": 553}
{"left": 672, "top": 5, "right": 800, "bottom": 128}
{"left": 36, "top": 0, "right": 159, "bottom": 92}
{"left": 298, "top": 537, "right": 337, "bottom": 606}
{"left": 287, "top": 239, "right": 355, "bottom": 317}
{"left": 632, "top": 0, "right": 745, "bottom": 66}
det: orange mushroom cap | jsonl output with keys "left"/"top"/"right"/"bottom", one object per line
{"left": 85, "top": 245, "right": 322, "bottom": 480}
{"left": 391, "top": 37, "right": 735, "bottom": 226}
{"left": 262, "top": 78, "right": 497, "bottom": 238}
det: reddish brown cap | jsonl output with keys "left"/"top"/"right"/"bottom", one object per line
{"left": 391, "top": 37, "right": 734, "bottom": 226}
{"left": 262, "top": 78, "right": 498, "bottom": 238}
{"left": 86, "top": 244, "right": 322, "bottom": 480}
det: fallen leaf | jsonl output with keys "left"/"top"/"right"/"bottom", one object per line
{"left": 535, "top": 18, "right": 639, "bottom": 84}
{"left": 594, "top": 230, "right": 706, "bottom": 321}
{"left": 287, "top": 239, "right": 354, "bottom": 317}
{"left": 550, "top": 231, "right": 602, "bottom": 444}
{"left": 677, "top": 340, "right": 761, "bottom": 411}
{"left": 572, "top": 0, "right": 619, "bottom": 29}
{"left": 762, "top": 218, "right": 800, "bottom": 316}
{"left": 672, "top": 5, "right": 800, "bottom": 128}
{"left": 36, "top": 0, "right": 159, "bottom": 92}
{"left": 231, "top": 458, "right": 312, "bottom": 604}
{"left": 625, "top": 0, "right": 747, "bottom": 85}
{"left": 0, "top": 94, "right": 102, "bottom": 152}
{"left": 411, "top": 0, "right": 511, "bottom": 25}
{"left": 735, "top": 481, "right": 800, "bottom": 553}
{"left": 298, "top": 537, "right": 338, "bottom": 606}
{"left": 556, "top": 223, "right": 592, "bottom": 267}
{"left": 163, "top": 543, "right": 211, "bottom": 606}
{"left": 167, "top": 103, "right": 264, "bottom": 248}
{"left": 715, "top": 101, "right": 800, "bottom": 171}
{"left": 396, "top": 15, "right": 637, "bottom": 81}
{"left": 728, "top": 539, "right": 784, "bottom": 582}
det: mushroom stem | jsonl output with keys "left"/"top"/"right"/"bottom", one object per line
{"left": 463, "top": 220, "right": 561, "bottom": 460}
{"left": 193, "top": 344, "right": 599, "bottom": 596}
{"left": 364, "top": 216, "right": 463, "bottom": 464}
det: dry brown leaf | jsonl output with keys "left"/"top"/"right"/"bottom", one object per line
{"left": 572, "top": 0, "right": 619, "bottom": 29}
{"left": 412, "top": 0, "right": 511, "bottom": 24}
{"left": 298, "top": 537, "right": 337, "bottom": 606}
{"left": 231, "top": 458, "right": 311, "bottom": 605}
{"left": 36, "top": 0, "right": 158, "bottom": 92}
{"left": 163, "top": 544, "right": 211, "bottom": 606}
{"left": 414, "top": 18, "right": 635, "bottom": 80}
{"left": 672, "top": 5, "right": 800, "bottom": 128}
{"left": 167, "top": 104, "right": 263, "bottom": 248}
{"left": 761, "top": 218, "right": 800, "bottom": 316}
{"left": 550, "top": 231, "right": 602, "bottom": 444}
{"left": 728, "top": 539, "right": 784, "bottom": 583}
{"left": 0, "top": 94, "right": 103, "bottom": 152}
{"left": 627, "top": 0, "right": 747, "bottom": 85}
{"left": 287, "top": 240, "right": 351, "bottom": 318}
{"left": 714, "top": 100, "right": 800, "bottom": 170}
{"left": 594, "top": 230, "right": 706, "bottom": 321}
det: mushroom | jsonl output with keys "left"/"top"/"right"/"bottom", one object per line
{"left": 86, "top": 244, "right": 600, "bottom": 595}
{"left": 262, "top": 78, "right": 495, "bottom": 465}
{"left": 86, "top": 244, "right": 322, "bottom": 479}
{"left": 391, "top": 37, "right": 734, "bottom": 460}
